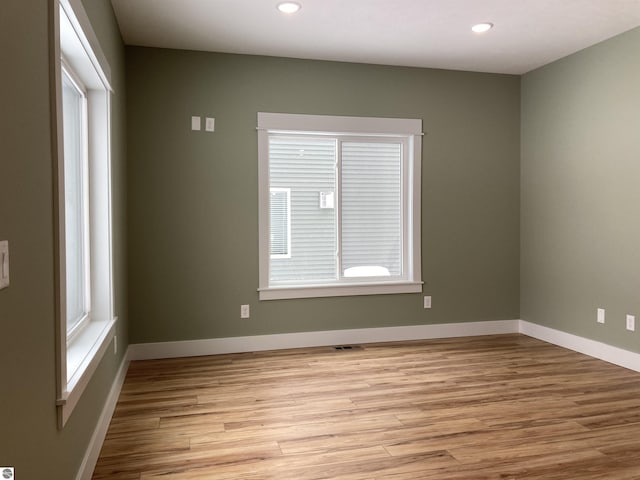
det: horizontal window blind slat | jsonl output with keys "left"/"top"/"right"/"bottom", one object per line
{"left": 341, "top": 141, "right": 402, "bottom": 276}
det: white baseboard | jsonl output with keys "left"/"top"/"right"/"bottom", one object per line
{"left": 80, "top": 319, "right": 640, "bottom": 480}
{"left": 128, "top": 320, "right": 520, "bottom": 360}
{"left": 519, "top": 320, "right": 640, "bottom": 373}
{"left": 75, "top": 348, "right": 131, "bottom": 480}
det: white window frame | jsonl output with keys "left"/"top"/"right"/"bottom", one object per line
{"left": 53, "top": 0, "right": 116, "bottom": 428}
{"left": 257, "top": 112, "right": 423, "bottom": 301}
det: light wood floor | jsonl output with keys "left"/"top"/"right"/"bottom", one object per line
{"left": 92, "top": 334, "right": 640, "bottom": 479}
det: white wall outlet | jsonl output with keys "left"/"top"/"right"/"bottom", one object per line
{"left": 597, "top": 308, "right": 605, "bottom": 324}
{"left": 113, "top": 335, "right": 117, "bottom": 355}
{"left": 0, "top": 240, "right": 9, "bottom": 290}
{"left": 205, "top": 117, "right": 215, "bottom": 132}
{"left": 240, "top": 304, "right": 250, "bottom": 319}
{"left": 626, "top": 314, "right": 635, "bottom": 332}
{"left": 191, "top": 116, "right": 201, "bottom": 131}
{"left": 423, "top": 296, "right": 432, "bottom": 309}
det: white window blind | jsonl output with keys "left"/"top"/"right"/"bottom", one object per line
{"left": 268, "top": 137, "right": 405, "bottom": 283}
{"left": 269, "top": 137, "right": 337, "bottom": 283}
{"left": 341, "top": 141, "right": 402, "bottom": 277}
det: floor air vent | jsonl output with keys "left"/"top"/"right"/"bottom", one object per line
{"left": 333, "top": 345, "right": 362, "bottom": 351}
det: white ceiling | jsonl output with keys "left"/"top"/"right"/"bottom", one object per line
{"left": 110, "top": 0, "right": 640, "bottom": 74}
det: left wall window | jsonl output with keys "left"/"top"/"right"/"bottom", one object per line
{"left": 61, "top": 64, "right": 90, "bottom": 340}
{"left": 54, "top": 0, "right": 116, "bottom": 427}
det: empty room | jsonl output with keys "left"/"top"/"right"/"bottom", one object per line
{"left": 1, "top": 0, "right": 640, "bottom": 479}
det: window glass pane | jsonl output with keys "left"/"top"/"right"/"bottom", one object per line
{"left": 62, "top": 70, "right": 88, "bottom": 334}
{"left": 269, "top": 137, "right": 337, "bottom": 283}
{"left": 341, "top": 141, "right": 402, "bottom": 277}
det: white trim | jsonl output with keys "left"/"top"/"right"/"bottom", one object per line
{"left": 519, "top": 320, "right": 640, "bottom": 373}
{"left": 125, "top": 321, "right": 640, "bottom": 370}
{"left": 259, "top": 281, "right": 423, "bottom": 300}
{"left": 59, "top": 0, "right": 112, "bottom": 90}
{"left": 54, "top": 0, "right": 115, "bottom": 428}
{"left": 129, "top": 320, "right": 520, "bottom": 360}
{"left": 75, "top": 346, "right": 131, "bottom": 480}
{"left": 257, "top": 112, "right": 422, "bottom": 136}
{"left": 58, "top": 318, "right": 117, "bottom": 427}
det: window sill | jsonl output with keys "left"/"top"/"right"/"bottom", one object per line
{"left": 259, "top": 281, "right": 423, "bottom": 300}
{"left": 57, "top": 316, "right": 116, "bottom": 427}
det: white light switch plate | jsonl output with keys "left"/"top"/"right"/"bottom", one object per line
{"left": 205, "top": 117, "right": 215, "bottom": 132}
{"left": 0, "top": 240, "right": 9, "bottom": 290}
{"left": 191, "top": 116, "right": 201, "bottom": 131}
{"left": 626, "top": 314, "right": 635, "bottom": 332}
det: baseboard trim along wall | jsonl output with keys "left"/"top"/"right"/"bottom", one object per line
{"left": 128, "top": 320, "right": 521, "bottom": 360}
{"left": 128, "top": 320, "right": 640, "bottom": 372}
{"left": 78, "top": 318, "right": 640, "bottom": 480}
{"left": 76, "top": 350, "right": 131, "bottom": 480}
{"left": 519, "top": 320, "right": 640, "bottom": 373}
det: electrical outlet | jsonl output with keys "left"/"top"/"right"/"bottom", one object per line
{"left": 597, "top": 308, "right": 605, "bottom": 324}
{"left": 423, "top": 296, "right": 432, "bottom": 309}
{"left": 626, "top": 314, "right": 635, "bottom": 332}
{"left": 240, "top": 304, "right": 250, "bottom": 319}
{"left": 113, "top": 335, "right": 117, "bottom": 354}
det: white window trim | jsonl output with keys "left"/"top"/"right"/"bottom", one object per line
{"left": 53, "top": 0, "right": 116, "bottom": 428}
{"left": 257, "top": 112, "right": 423, "bottom": 301}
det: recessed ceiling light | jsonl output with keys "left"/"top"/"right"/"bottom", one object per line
{"left": 472, "top": 22, "right": 493, "bottom": 33}
{"left": 277, "top": 2, "right": 301, "bottom": 14}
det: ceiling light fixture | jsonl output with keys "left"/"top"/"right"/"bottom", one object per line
{"left": 277, "top": 2, "right": 301, "bottom": 14}
{"left": 472, "top": 22, "right": 493, "bottom": 33}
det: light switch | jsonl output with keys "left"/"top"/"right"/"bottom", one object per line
{"left": 191, "top": 116, "right": 201, "bottom": 131}
{"left": 626, "top": 314, "right": 635, "bottom": 332}
{"left": 0, "top": 240, "right": 9, "bottom": 290}
{"left": 205, "top": 117, "right": 215, "bottom": 132}
{"left": 424, "top": 296, "right": 432, "bottom": 309}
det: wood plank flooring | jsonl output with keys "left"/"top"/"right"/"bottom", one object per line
{"left": 92, "top": 334, "right": 640, "bottom": 479}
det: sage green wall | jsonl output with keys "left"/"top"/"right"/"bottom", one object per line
{"left": 521, "top": 27, "right": 640, "bottom": 352}
{"left": 127, "top": 47, "right": 520, "bottom": 343}
{"left": 0, "top": 1, "right": 127, "bottom": 479}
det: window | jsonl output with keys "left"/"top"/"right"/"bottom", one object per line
{"left": 258, "top": 113, "right": 423, "bottom": 300}
{"left": 54, "top": 0, "right": 115, "bottom": 427}
{"left": 61, "top": 64, "right": 91, "bottom": 340}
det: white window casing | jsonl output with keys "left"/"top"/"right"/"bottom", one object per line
{"left": 53, "top": 0, "right": 116, "bottom": 428}
{"left": 257, "top": 113, "right": 423, "bottom": 300}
